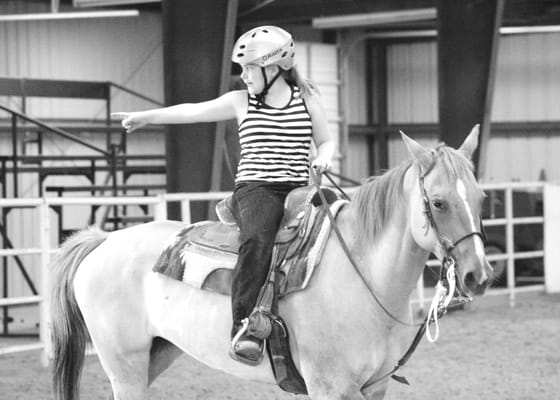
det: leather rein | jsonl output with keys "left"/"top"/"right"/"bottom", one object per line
{"left": 311, "top": 163, "right": 487, "bottom": 386}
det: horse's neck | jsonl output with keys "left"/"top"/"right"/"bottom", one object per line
{"left": 346, "top": 204, "right": 429, "bottom": 316}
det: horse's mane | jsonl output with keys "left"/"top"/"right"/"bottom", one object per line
{"left": 350, "top": 143, "right": 478, "bottom": 245}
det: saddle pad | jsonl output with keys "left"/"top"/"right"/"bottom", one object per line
{"left": 153, "top": 221, "right": 238, "bottom": 286}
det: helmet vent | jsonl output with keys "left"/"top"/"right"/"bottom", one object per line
{"left": 262, "top": 29, "right": 269, "bottom": 33}
{"left": 251, "top": 32, "right": 257, "bottom": 38}
{"left": 236, "top": 53, "right": 244, "bottom": 58}
{"left": 240, "top": 45, "right": 246, "bottom": 49}
{"left": 281, "top": 51, "right": 287, "bottom": 58}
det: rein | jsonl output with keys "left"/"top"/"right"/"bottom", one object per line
{"left": 312, "top": 165, "right": 486, "bottom": 387}
{"left": 311, "top": 170, "right": 421, "bottom": 328}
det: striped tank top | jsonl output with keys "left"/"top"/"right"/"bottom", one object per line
{"left": 236, "top": 86, "right": 313, "bottom": 184}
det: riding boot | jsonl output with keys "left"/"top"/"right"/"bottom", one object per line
{"left": 229, "top": 321, "right": 264, "bottom": 366}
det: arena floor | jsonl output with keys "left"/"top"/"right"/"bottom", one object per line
{"left": 1, "top": 291, "right": 559, "bottom": 399}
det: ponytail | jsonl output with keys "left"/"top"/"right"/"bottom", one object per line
{"left": 283, "top": 65, "right": 319, "bottom": 99}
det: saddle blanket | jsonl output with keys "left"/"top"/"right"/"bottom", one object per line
{"left": 153, "top": 200, "right": 347, "bottom": 297}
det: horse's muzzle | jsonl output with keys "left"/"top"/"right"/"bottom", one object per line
{"left": 462, "top": 259, "right": 493, "bottom": 295}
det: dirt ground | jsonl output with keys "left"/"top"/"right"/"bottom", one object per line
{"left": 1, "top": 292, "right": 559, "bottom": 400}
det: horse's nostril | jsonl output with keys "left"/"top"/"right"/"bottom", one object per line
{"left": 464, "top": 271, "right": 476, "bottom": 288}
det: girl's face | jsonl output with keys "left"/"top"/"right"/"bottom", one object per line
{"left": 241, "top": 64, "right": 264, "bottom": 95}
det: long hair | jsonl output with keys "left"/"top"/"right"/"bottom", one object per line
{"left": 283, "top": 65, "right": 319, "bottom": 98}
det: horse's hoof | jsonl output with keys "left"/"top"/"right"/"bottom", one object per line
{"left": 229, "top": 335, "right": 264, "bottom": 366}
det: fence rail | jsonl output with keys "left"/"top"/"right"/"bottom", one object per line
{"left": 0, "top": 181, "right": 552, "bottom": 364}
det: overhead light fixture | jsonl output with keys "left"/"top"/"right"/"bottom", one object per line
{"left": 312, "top": 8, "right": 437, "bottom": 29}
{"left": 358, "top": 25, "right": 560, "bottom": 40}
{"left": 0, "top": 9, "right": 139, "bottom": 21}
{"left": 73, "top": 0, "right": 159, "bottom": 6}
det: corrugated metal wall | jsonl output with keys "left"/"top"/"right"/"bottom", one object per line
{"left": 344, "top": 32, "right": 560, "bottom": 182}
{"left": 343, "top": 37, "right": 369, "bottom": 180}
{"left": 0, "top": 11, "right": 164, "bottom": 119}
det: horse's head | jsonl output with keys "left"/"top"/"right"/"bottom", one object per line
{"left": 402, "top": 125, "right": 493, "bottom": 296}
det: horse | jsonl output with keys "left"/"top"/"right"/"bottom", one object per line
{"left": 50, "top": 126, "right": 492, "bottom": 400}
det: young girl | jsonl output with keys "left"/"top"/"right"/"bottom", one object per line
{"left": 113, "top": 25, "right": 335, "bottom": 365}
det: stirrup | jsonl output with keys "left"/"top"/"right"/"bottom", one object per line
{"left": 229, "top": 318, "right": 264, "bottom": 366}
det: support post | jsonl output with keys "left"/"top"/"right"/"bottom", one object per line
{"left": 162, "top": 0, "right": 236, "bottom": 222}
{"left": 436, "top": 0, "right": 505, "bottom": 176}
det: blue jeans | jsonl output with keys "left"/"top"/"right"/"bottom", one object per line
{"left": 230, "top": 181, "right": 300, "bottom": 329}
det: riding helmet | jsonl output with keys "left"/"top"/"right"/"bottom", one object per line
{"left": 231, "top": 26, "right": 295, "bottom": 70}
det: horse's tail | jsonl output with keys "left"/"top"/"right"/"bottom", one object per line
{"left": 50, "top": 227, "right": 108, "bottom": 400}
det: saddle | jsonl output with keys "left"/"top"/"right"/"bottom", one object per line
{"left": 155, "top": 185, "right": 344, "bottom": 296}
{"left": 153, "top": 185, "right": 347, "bottom": 395}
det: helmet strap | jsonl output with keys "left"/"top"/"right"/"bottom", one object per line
{"left": 255, "top": 67, "right": 283, "bottom": 109}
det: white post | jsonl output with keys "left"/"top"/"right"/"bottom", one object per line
{"left": 153, "top": 195, "right": 167, "bottom": 221}
{"left": 181, "top": 199, "right": 191, "bottom": 224}
{"left": 544, "top": 183, "right": 560, "bottom": 293}
{"left": 505, "top": 187, "right": 516, "bottom": 307}
{"left": 39, "top": 199, "right": 52, "bottom": 367}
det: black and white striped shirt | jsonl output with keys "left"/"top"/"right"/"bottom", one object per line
{"left": 236, "top": 86, "right": 313, "bottom": 184}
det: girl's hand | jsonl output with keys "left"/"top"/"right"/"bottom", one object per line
{"left": 111, "top": 112, "right": 148, "bottom": 133}
{"left": 311, "top": 157, "right": 332, "bottom": 174}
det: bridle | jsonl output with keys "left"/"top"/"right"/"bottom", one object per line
{"left": 311, "top": 158, "right": 488, "bottom": 386}
{"left": 418, "top": 160, "right": 487, "bottom": 262}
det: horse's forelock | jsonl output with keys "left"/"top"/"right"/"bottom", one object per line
{"left": 437, "top": 145, "right": 483, "bottom": 195}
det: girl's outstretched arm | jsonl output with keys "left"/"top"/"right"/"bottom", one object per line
{"left": 112, "top": 90, "right": 247, "bottom": 133}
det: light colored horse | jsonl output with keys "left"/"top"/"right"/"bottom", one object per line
{"left": 50, "top": 127, "right": 492, "bottom": 400}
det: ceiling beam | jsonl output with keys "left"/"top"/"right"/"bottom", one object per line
{"left": 312, "top": 8, "right": 436, "bottom": 29}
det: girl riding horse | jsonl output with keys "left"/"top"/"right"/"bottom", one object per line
{"left": 113, "top": 25, "right": 335, "bottom": 365}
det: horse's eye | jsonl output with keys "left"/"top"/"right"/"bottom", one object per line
{"left": 432, "top": 199, "right": 445, "bottom": 210}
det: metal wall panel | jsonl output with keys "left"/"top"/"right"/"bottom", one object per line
{"left": 344, "top": 39, "right": 368, "bottom": 125}
{"left": 387, "top": 42, "right": 439, "bottom": 124}
{"left": 385, "top": 33, "right": 560, "bottom": 124}
{"left": 0, "top": 10, "right": 163, "bottom": 120}
{"left": 385, "top": 33, "right": 560, "bottom": 183}
{"left": 303, "top": 42, "right": 340, "bottom": 172}
{"left": 493, "top": 33, "right": 560, "bottom": 121}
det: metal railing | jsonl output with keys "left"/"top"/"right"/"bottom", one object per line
{"left": 0, "top": 181, "right": 549, "bottom": 364}
{"left": 415, "top": 181, "right": 545, "bottom": 309}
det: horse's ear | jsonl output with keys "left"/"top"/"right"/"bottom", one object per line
{"left": 400, "top": 131, "right": 433, "bottom": 170}
{"left": 458, "top": 124, "right": 480, "bottom": 160}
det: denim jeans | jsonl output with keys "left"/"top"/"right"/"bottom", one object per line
{"left": 230, "top": 181, "right": 300, "bottom": 327}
